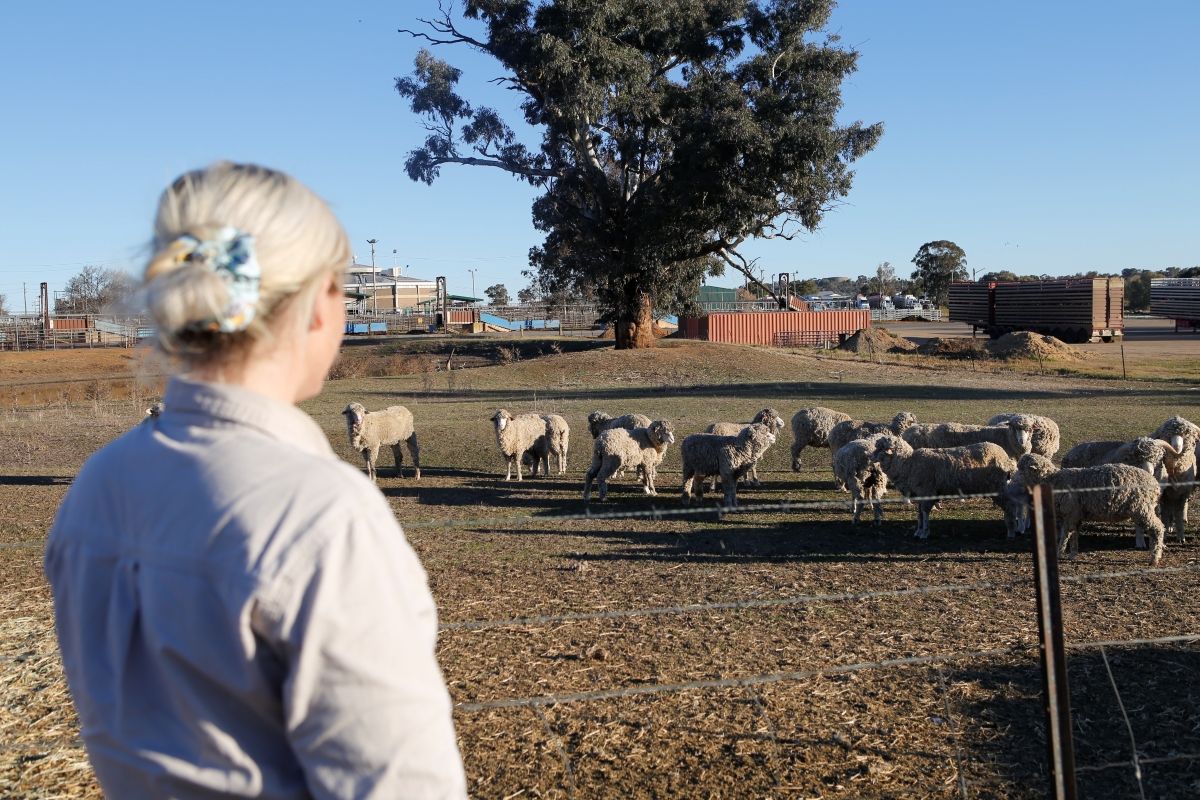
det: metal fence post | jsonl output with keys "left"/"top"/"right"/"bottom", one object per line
{"left": 1031, "top": 484, "right": 1078, "bottom": 800}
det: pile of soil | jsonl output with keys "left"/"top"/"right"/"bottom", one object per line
{"left": 838, "top": 327, "right": 917, "bottom": 354}
{"left": 986, "top": 331, "right": 1083, "bottom": 361}
{"left": 916, "top": 337, "right": 988, "bottom": 360}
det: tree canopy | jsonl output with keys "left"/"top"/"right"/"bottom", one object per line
{"left": 58, "top": 265, "right": 135, "bottom": 314}
{"left": 484, "top": 283, "right": 510, "bottom": 305}
{"left": 910, "top": 240, "right": 967, "bottom": 305}
{"left": 396, "top": 0, "right": 881, "bottom": 347}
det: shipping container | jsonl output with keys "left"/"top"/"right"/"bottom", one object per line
{"left": 948, "top": 278, "right": 1123, "bottom": 343}
{"left": 676, "top": 310, "right": 869, "bottom": 347}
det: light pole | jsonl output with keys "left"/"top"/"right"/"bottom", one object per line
{"left": 366, "top": 239, "right": 378, "bottom": 314}
{"left": 467, "top": 268, "right": 477, "bottom": 304}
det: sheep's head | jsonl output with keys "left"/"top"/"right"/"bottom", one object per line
{"left": 891, "top": 411, "right": 916, "bottom": 433}
{"left": 1156, "top": 436, "right": 1192, "bottom": 479}
{"left": 871, "top": 433, "right": 911, "bottom": 465}
{"left": 587, "top": 411, "right": 613, "bottom": 438}
{"left": 648, "top": 420, "right": 675, "bottom": 447}
{"left": 491, "top": 409, "right": 513, "bottom": 432}
{"left": 1006, "top": 418, "right": 1035, "bottom": 455}
{"left": 342, "top": 403, "right": 367, "bottom": 442}
{"left": 1017, "top": 453, "right": 1057, "bottom": 485}
{"left": 742, "top": 422, "right": 777, "bottom": 453}
{"left": 753, "top": 408, "right": 786, "bottom": 433}
{"left": 1153, "top": 416, "right": 1200, "bottom": 459}
{"left": 1127, "top": 437, "right": 1165, "bottom": 476}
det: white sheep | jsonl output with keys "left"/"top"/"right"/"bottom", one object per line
{"left": 832, "top": 432, "right": 892, "bottom": 525}
{"left": 341, "top": 402, "right": 421, "bottom": 483}
{"left": 1061, "top": 437, "right": 1174, "bottom": 480}
{"left": 491, "top": 409, "right": 550, "bottom": 481}
{"left": 988, "top": 413, "right": 1061, "bottom": 458}
{"left": 1152, "top": 415, "right": 1200, "bottom": 543}
{"left": 705, "top": 408, "right": 786, "bottom": 487}
{"left": 789, "top": 406, "right": 852, "bottom": 471}
{"left": 587, "top": 411, "right": 653, "bottom": 438}
{"left": 525, "top": 413, "right": 569, "bottom": 475}
{"left": 827, "top": 412, "right": 917, "bottom": 456}
{"left": 871, "top": 437, "right": 1016, "bottom": 539}
{"left": 1017, "top": 454, "right": 1166, "bottom": 564}
{"left": 680, "top": 423, "right": 778, "bottom": 507}
{"left": 582, "top": 421, "right": 676, "bottom": 503}
{"left": 901, "top": 417, "right": 1033, "bottom": 459}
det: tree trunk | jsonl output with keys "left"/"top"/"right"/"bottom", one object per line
{"left": 614, "top": 290, "right": 656, "bottom": 349}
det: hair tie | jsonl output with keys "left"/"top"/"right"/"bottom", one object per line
{"left": 169, "top": 227, "right": 262, "bottom": 333}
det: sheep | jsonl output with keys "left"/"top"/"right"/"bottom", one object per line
{"left": 582, "top": 421, "right": 675, "bottom": 503}
{"left": 1152, "top": 415, "right": 1200, "bottom": 543}
{"left": 1061, "top": 437, "right": 1173, "bottom": 479}
{"left": 995, "top": 474, "right": 1032, "bottom": 540}
{"left": 680, "top": 423, "right": 778, "bottom": 507}
{"left": 790, "top": 406, "right": 852, "bottom": 471}
{"left": 341, "top": 402, "right": 421, "bottom": 483}
{"left": 705, "top": 408, "right": 786, "bottom": 487}
{"left": 491, "top": 409, "right": 550, "bottom": 482}
{"left": 832, "top": 432, "right": 892, "bottom": 525}
{"left": 588, "top": 411, "right": 653, "bottom": 480}
{"left": 871, "top": 437, "right": 1016, "bottom": 540}
{"left": 1017, "top": 454, "right": 1165, "bottom": 564}
{"left": 537, "top": 413, "right": 570, "bottom": 475}
{"left": 988, "top": 413, "right": 1061, "bottom": 458}
{"left": 901, "top": 417, "right": 1033, "bottom": 459}
{"left": 827, "top": 412, "right": 917, "bottom": 455}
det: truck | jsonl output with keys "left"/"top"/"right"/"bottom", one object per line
{"left": 1150, "top": 278, "right": 1200, "bottom": 332}
{"left": 948, "top": 278, "right": 1124, "bottom": 343}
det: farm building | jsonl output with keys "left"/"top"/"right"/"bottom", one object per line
{"left": 948, "top": 278, "right": 1123, "bottom": 343}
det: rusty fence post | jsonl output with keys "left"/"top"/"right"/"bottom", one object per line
{"left": 1031, "top": 484, "right": 1078, "bottom": 800}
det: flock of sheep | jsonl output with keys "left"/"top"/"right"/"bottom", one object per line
{"left": 339, "top": 402, "right": 1198, "bottom": 566}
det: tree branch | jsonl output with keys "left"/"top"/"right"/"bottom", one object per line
{"left": 429, "top": 155, "right": 558, "bottom": 179}
{"left": 718, "top": 247, "right": 782, "bottom": 306}
{"left": 398, "top": 1, "right": 493, "bottom": 53}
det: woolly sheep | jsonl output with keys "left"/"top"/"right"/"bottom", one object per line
{"left": 995, "top": 474, "right": 1031, "bottom": 540}
{"left": 681, "top": 423, "right": 777, "bottom": 507}
{"left": 1017, "top": 454, "right": 1165, "bottom": 564}
{"left": 491, "top": 409, "right": 550, "bottom": 482}
{"left": 1152, "top": 415, "right": 1200, "bottom": 543}
{"left": 832, "top": 432, "right": 892, "bottom": 525}
{"left": 587, "top": 411, "right": 653, "bottom": 439}
{"left": 534, "top": 413, "right": 570, "bottom": 475}
{"left": 827, "top": 412, "right": 917, "bottom": 455}
{"left": 342, "top": 402, "right": 421, "bottom": 483}
{"left": 789, "top": 407, "right": 852, "bottom": 471}
{"left": 1061, "top": 437, "right": 1173, "bottom": 480}
{"left": 988, "top": 413, "right": 1061, "bottom": 458}
{"left": 583, "top": 421, "right": 676, "bottom": 503}
{"left": 901, "top": 417, "right": 1033, "bottom": 459}
{"left": 872, "top": 437, "right": 1016, "bottom": 539}
{"left": 706, "top": 408, "right": 786, "bottom": 487}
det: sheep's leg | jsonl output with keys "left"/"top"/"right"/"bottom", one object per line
{"left": 850, "top": 488, "right": 861, "bottom": 524}
{"left": 914, "top": 501, "right": 931, "bottom": 539}
{"left": 872, "top": 490, "right": 884, "bottom": 526}
{"left": 406, "top": 434, "right": 421, "bottom": 480}
{"left": 643, "top": 464, "right": 657, "bottom": 496}
{"left": 391, "top": 443, "right": 405, "bottom": 478}
{"left": 597, "top": 459, "right": 619, "bottom": 501}
{"left": 791, "top": 442, "right": 803, "bottom": 472}
{"left": 1178, "top": 498, "right": 1188, "bottom": 544}
{"left": 366, "top": 446, "right": 380, "bottom": 483}
{"left": 722, "top": 470, "right": 737, "bottom": 508}
{"left": 582, "top": 465, "right": 598, "bottom": 503}
{"left": 749, "top": 462, "right": 762, "bottom": 488}
{"left": 1148, "top": 515, "right": 1166, "bottom": 566}
{"left": 1134, "top": 526, "right": 1147, "bottom": 550}
{"left": 681, "top": 468, "right": 695, "bottom": 504}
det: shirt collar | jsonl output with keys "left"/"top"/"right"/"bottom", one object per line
{"left": 162, "top": 377, "right": 335, "bottom": 457}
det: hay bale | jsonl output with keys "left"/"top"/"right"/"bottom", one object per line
{"left": 838, "top": 327, "right": 917, "bottom": 354}
{"left": 986, "top": 331, "right": 1083, "bottom": 361}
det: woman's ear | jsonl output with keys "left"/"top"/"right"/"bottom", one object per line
{"left": 309, "top": 275, "right": 340, "bottom": 332}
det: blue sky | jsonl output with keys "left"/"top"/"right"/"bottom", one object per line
{"left": 1, "top": 1, "right": 1197, "bottom": 311}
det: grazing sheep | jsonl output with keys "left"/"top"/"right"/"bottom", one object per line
{"left": 1017, "top": 454, "right": 1165, "bottom": 564}
{"left": 832, "top": 432, "right": 892, "bottom": 525}
{"left": 341, "top": 402, "right": 421, "bottom": 483}
{"left": 988, "top": 413, "right": 1061, "bottom": 458}
{"left": 540, "top": 413, "right": 570, "bottom": 474}
{"left": 996, "top": 474, "right": 1032, "bottom": 540}
{"left": 706, "top": 408, "right": 786, "bottom": 487}
{"left": 587, "top": 411, "right": 653, "bottom": 439}
{"left": 1061, "top": 437, "right": 1172, "bottom": 479}
{"left": 491, "top": 409, "right": 550, "bottom": 482}
{"left": 827, "top": 412, "right": 917, "bottom": 455}
{"left": 1152, "top": 416, "right": 1200, "bottom": 543}
{"left": 681, "top": 423, "right": 778, "bottom": 507}
{"left": 583, "top": 421, "right": 675, "bottom": 503}
{"left": 790, "top": 406, "right": 852, "bottom": 471}
{"left": 871, "top": 437, "right": 1016, "bottom": 539}
{"left": 901, "top": 417, "right": 1033, "bottom": 459}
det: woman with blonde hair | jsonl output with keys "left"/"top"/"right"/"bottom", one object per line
{"left": 45, "top": 162, "right": 466, "bottom": 798}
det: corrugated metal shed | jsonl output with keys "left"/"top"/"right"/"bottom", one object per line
{"left": 677, "top": 310, "right": 869, "bottom": 346}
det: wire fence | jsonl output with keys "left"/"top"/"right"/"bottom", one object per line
{"left": 3, "top": 478, "right": 1199, "bottom": 794}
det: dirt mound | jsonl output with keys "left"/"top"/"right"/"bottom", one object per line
{"left": 838, "top": 327, "right": 917, "bottom": 354}
{"left": 917, "top": 337, "right": 987, "bottom": 360}
{"left": 986, "top": 331, "right": 1083, "bottom": 361}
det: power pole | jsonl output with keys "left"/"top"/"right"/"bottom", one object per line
{"left": 468, "top": 268, "right": 477, "bottom": 304}
{"left": 367, "top": 239, "right": 378, "bottom": 315}
{"left": 23, "top": 282, "right": 27, "bottom": 315}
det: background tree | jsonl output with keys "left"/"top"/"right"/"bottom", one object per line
{"left": 0, "top": 293, "right": 7, "bottom": 315}
{"left": 872, "top": 261, "right": 895, "bottom": 296}
{"left": 516, "top": 285, "right": 538, "bottom": 304}
{"left": 484, "top": 283, "right": 510, "bottom": 305}
{"left": 910, "top": 241, "right": 968, "bottom": 305}
{"left": 57, "top": 265, "right": 135, "bottom": 314}
{"left": 397, "top": 0, "right": 881, "bottom": 348}
{"left": 978, "top": 270, "right": 1019, "bottom": 283}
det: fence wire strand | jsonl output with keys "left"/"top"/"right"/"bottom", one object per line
{"left": 1099, "top": 646, "right": 1147, "bottom": 800}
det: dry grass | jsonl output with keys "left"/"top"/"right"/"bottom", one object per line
{"left": 2, "top": 336, "right": 1199, "bottom": 797}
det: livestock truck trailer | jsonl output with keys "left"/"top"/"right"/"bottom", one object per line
{"left": 948, "top": 278, "right": 1124, "bottom": 343}
{"left": 1150, "top": 278, "right": 1200, "bottom": 332}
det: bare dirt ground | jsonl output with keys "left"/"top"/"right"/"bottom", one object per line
{"left": 2, "top": 337, "right": 1199, "bottom": 798}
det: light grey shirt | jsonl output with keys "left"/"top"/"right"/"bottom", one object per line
{"left": 45, "top": 377, "right": 466, "bottom": 799}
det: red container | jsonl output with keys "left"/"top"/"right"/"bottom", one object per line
{"left": 677, "top": 311, "right": 868, "bottom": 346}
